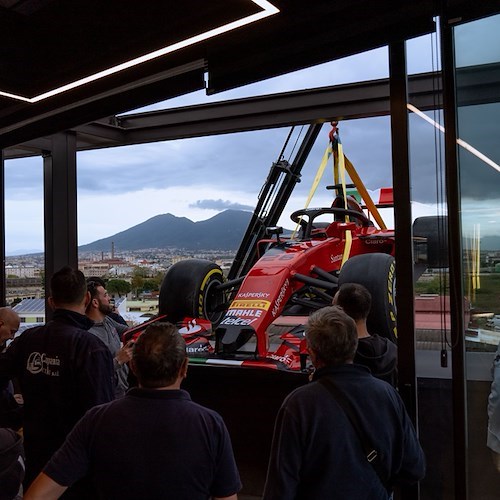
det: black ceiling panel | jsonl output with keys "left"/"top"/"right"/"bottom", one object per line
{"left": 0, "top": 0, "right": 499, "bottom": 149}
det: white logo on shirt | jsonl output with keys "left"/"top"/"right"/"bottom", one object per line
{"left": 26, "top": 352, "right": 61, "bottom": 377}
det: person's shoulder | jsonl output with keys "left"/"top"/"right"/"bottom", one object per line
{"left": 364, "top": 373, "right": 402, "bottom": 404}
{"left": 19, "top": 323, "right": 46, "bottom": 337}
{"left": 107, "top": 314, "right": 128, "bottom": 328}
{"left": 104, "top": 315, "right": 128, "bottom": 332}
{"left": 6, "top": 323, "right": 46, "bottom": 349}
{"left": 188, "top": 398, "right": 224, "bottom": 419}
{"left": 280, "top": 380, "right": 320, "bottom": 407}
{"left": 362, "top": 334, "right": 395, "bottom": 347}
{"left": 360, "top": 334, "right": 398, "bottom": 355}
{"left": 79, "top": 397, "right": 120, "bottom": 423}
{"left": 183, "top": 396, "right": 232, "bottom": 428}
{"left": 374, "top": 334, "right": 398, "bottom": 350}
{"left": 71, "top": 327, "right": 112, "bottom": 352}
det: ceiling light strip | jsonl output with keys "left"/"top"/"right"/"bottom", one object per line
{"left": 0, "top": 0, "right": 279, "bottom": 104}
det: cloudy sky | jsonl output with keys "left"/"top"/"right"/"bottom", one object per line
{"left": 4, "top": 16, "right": 500, "bottom": 255}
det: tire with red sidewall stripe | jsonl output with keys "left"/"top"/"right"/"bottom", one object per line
{"left": 338, "top": 253, "right": 397, "bottom": 343}
{"left": 159, "top": 259, "right": 225, "bottom": 326}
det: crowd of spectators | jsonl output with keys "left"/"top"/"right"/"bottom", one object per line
{"left": 0, "top": 266, "right": 425, "bottom": 500}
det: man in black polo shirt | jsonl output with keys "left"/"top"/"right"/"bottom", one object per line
{"left": 25, "top": 322, "right": 242, "bottom": 500}
{"left": 0, "top": 266, "right": 115, "bottom": 493}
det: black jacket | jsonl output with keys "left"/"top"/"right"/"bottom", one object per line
{"left": 263, "top": 364, "right": 425, "bottom": 500}
{"left": 355, "top": 334, "right": 398, "bottom": 387}
{"left": 0, "top": 309, "right": 114, "bottom": 486}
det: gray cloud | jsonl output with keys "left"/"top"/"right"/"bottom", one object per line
{"left": 7, "top": 36, "right": 499, "bottom": 215}
{"left": 189, "top": 199, "right": 254, "bottom": 211}
{"left": 4, "top": 156, "right": 43, "bottom": 200}
{"left": 76, "top": 128, "right": 292, "bottom": 197}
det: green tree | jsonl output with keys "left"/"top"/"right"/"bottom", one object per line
{"left": 131, "top": 267, "right": 149, "bottom": 296}
{"left": 106, "top": 279, "right": 131, "bottom": 297}
{"left": 142, "top": 279, "right": 159, "bottom": 292}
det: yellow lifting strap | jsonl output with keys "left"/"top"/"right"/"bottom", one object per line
{"left": 291, "top": 142, "right": 332, "bottom": 239}
{"left": 343, "top": 156, "right": 387, "bottom": 230}
{"left": 292, "top": 122, "right": 388, "bottom": 244}
{"left": 332, "top": 125, "right": 387, "bottom": 230}
{"left": 336, "top": 140, "right": 352, "bottom": 268}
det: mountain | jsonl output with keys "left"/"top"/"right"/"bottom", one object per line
{"left": 480, "top": 236, "right": 500, "bottom": 252}
{"left": 79, "top": 210, "right": 253, "bottom": 252}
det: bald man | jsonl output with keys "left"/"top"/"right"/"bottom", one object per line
{"left": 0, "top": 307, "right": 20, "bottom": 350}
{"left": 0, "top": 307, "right": 22, "bottom": 430}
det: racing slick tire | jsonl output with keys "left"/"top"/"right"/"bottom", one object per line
{"left": 338, "top": 253, "right": 397, "bottom": 343}
{"left": 159, "top": 259, "right": 225, "bottom": 325}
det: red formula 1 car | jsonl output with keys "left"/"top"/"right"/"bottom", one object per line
{"left": 142, "top": 124, "right": 442, "bottom": 372}
{"left": 158, "top": 201, "right": 397, "bottom": 371}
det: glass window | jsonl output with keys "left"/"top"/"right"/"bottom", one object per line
{"left": 454, "top": 13, "right": 500, "bottom": 498}
{"left": 4, "top": 156, "right": 44, "bottom": 308}
{"left": 406, "top": 25, "right": 458, "bottom": 499}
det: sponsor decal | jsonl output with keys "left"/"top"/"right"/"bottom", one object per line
{"left": 229, "top": 300, "right": 270, "bottom": 310}
{"left": 186, "top": 344, "right": 211, "bottom": 353}
{"left": 178, "top": 319, "right": 204, "bottom": 335}
{"left": 272, "top": 279, "right": 289, "bottom": 317}
{"left": 219, "top": 317, "right": 258, "bottom": 326}
{"left": 26, "top": 352, "right": 61, "bottom": 377}
{"left": 365, "top": 239, "right": 388, "bottom": 245}
{"left": 330, "top": 254, "right": 343, "bottom": 263}
{"left": 226, "top": 308, "right": 262, "bottom": 318}
{"left": 268, "top": 353, "right": 294, "bottom": 367}
{"left": 237, "top": 291, "right": 270, "bottom": 299}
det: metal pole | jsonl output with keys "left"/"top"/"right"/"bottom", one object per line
{"left": 440, "top": 12, "right": 468, "bottom": 500}
{"left": 43, "top": 132, "right": 78, "bottom": 320}
{"left": 389, "top": 40, "right": 419, "bottom": 500}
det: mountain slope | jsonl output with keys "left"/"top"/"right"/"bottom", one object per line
{"left": 79, "top": 210, "right": 253, "bottom": 252}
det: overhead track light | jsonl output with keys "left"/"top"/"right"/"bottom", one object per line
{"left": 0, "top": 0, "right": 279, "bottom": 104}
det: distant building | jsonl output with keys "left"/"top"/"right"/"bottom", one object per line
{"left": 5, "top": 265, "right": 39, "bottom": 278}
{"left": 79, "top": 258, "right": 132, "bottom": 277}
{"left": 13, "top": 298, "right": 46, "bottom": 324}
{"left": 79, "top": 261, "right": 110, "bottom": 277}
{"left": 108, "top": 264, "right": 134, "bottom": 276}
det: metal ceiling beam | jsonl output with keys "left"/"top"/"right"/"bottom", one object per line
{"left": 5, "top": 63, "right": 500, "bottom": 159}
{"left": 116, "top": 65, "right": 498, "bottom": 146}
{"left": 71, "top": 122, "right": 126, "bottom": 143}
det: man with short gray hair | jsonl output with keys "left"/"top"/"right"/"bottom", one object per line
{"left": 25, "top": 322, "right": 241, "bottom": 500}
{"left": 263, "top": 306, "right": 424, "bottom": 499}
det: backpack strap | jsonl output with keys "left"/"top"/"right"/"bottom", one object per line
{"left": 318, "top": 376, "right": 391, "bottom": 492}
